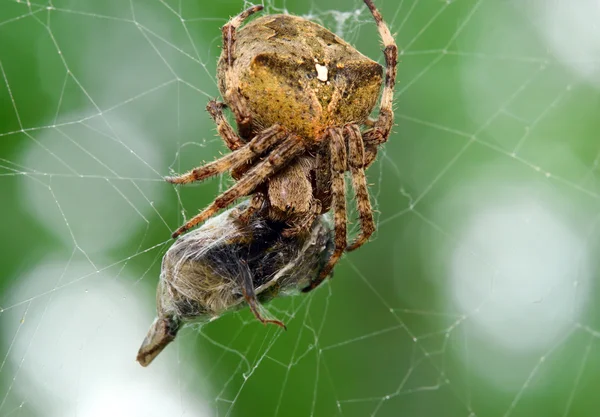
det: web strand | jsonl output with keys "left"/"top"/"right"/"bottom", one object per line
{"left": 1, "top": 0, "right": 599, "bottom": 416}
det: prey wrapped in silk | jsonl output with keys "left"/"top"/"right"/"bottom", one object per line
{"left": 137, "top": 203, "right": 333, "bottom": 366}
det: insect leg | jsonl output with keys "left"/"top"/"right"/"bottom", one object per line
{"left": 238, "top": 260, "right": 286, "bottom": 329}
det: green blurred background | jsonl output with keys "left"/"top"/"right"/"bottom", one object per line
{"left": 1, "top": 0, "right": 600, "bottom": 416}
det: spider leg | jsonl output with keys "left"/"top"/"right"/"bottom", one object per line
{"left": 345, "top": 124, "right": 375, "bottom": 252}
{"left": 234, "top": 191, "right": 266, "bottom": 224}
{"left": 172, "top": 135, "right": 304, "bottom": 238}
{"left": 221, "top": 5, "right": 263, "bottom": 138}
{"left": 281, "top": 199, "right": 322, "bottom": 238}
{"left": 165, "top": 124, "right": 286, "bottom": 185}
{"left": 239, "top": 260, "right": 286, "bottom": 329}
{"left": 364, "top": 118, "right": 377, "bottom": 128}
{"left": 222, "top": 5, "right": 263, "bottom": 67}
{"left": 362, "top": 0, "right": 397, "bottom": 148}
{"left": 206, "top": 100, "right": 244, "bottom": 151}
{"left": 303, "top": 128, "right": 347, "bottom": 292}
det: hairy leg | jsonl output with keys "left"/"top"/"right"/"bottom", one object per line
{"left": 165, "top": 125, "right": 286, "bottom": 185}
{"left": 362, "top": 0, "right": 398, "bottom": 149}
{"left": 221, "top": 5, "right": 263, "bottom": 138}
{"left": 222, "top": 5, "right": 263, "bottom": 67}
{"left": 303, "top": 128, "right": 347, "bottom": 292}
{"left": 172, "top": 135, "right": 305, "bottom": 238}
{"left": 206, "top": 100, "right": 244, "bottom": 151}
{"left": 345, "top": 124, "right": 375, "bottom": 251}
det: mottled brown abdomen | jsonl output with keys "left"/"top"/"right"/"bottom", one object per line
{"left": 218, "top": 14, "right": 383, "bottom": 144}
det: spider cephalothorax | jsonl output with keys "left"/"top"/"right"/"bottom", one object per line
{"left": 167, "top": 0, "right": 397, "bottom": 292}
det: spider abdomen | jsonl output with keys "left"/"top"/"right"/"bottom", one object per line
{"left": 218, "top": 14, "right": 383, "bottom": 142}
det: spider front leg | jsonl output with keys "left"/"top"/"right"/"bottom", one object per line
{"left": 303, "top": 128, "right": 347, "bottom": 292}
{"left": 171, "top": 135, "right": 305, "bottom": 238}
{"left": 221, "top": 5, "right": 263, "bottom": 138}
{"left": 165, "top": 124, "right": 285, "bottom": 185}
{"left": 362, "top": 0, "right": 397, "bottom": 149}
{"left": 345, "top": 124, "right": 375, "bottom": 252}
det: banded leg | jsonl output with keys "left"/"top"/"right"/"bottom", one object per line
{"left": 345, "top": 124, "right": 375, "bottom": 252}
{"left": 303, "top": 128, "right": 347, "bottom": 292}
{"left": 222, "top": 5, "right": 263, "bottom": 138}
{"left": 222, "top": 5, "right": 263, "bottom": 67}
{"left": 172, "top": 135, "right": 304, "bottom": 238}
{"left": 362, "top": 0, "right": 398, "bottom": 147}
{"left": 206, "top": 100, "right": 244, "bottom": 151}
{"left": 165, "top": 125, "right": 285, "bottom": 185}
{"left": 239, "top": 260, "right": 286, "bottom": 329}
{"left": 207, "top": 100, "right": 257, "bottom": 181}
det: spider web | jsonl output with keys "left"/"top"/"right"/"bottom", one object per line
{"left": 1, "top": 0, "right": 599, "bottom": 416}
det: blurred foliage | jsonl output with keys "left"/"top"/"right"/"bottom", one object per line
{"left": 1, "top": 0, "right": 600, "bottom": 416}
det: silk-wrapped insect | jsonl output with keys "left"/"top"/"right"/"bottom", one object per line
{"left": 137, "top": 203, "right": 333, "bottom": 366}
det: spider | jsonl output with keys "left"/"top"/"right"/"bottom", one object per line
{"left": 167, "top": 0, "right": 397, "bottom": 292}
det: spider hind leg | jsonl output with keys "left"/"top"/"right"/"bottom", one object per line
{"left": 221, "top": 4, "right": 263, "bottom": 138}
{"left": 222, "top": 5, "right": 263, "bottom": 67}
{"left": 362, "top": 0, "right": 398, "bottom": 149}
